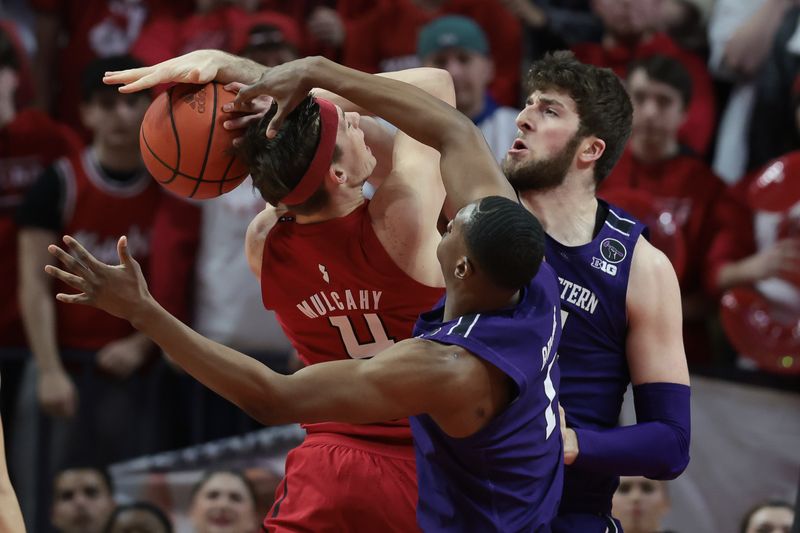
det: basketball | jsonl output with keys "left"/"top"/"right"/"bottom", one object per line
{"left": 139, "top": 82, "right": 249, "bottom": 199}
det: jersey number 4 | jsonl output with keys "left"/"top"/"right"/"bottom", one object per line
{"left": 329, "top": 314, "right": 396, "bottom": 359}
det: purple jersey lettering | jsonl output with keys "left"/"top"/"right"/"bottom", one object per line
{"left": 410, "top": 263, "right": 563, "bottom": 532}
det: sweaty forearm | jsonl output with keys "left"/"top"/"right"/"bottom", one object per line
{"left": 572, "top": 383, "right": 691, "bottom": 480}
{"left": 312, "top": 67, "right": 456, "bottom": 116}
{"left": 132, "top": 301, "right": 285, "bottom": 422}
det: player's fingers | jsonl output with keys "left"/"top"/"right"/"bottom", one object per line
{"left": 63, "top": 235, "right": 103, "bottom": 270}
{"left": 55, "top": 292, "right": 92, "bottom": 305}
{"left": 44, "top": 265, "right": 90, "bottom": 293}
{"left": 115, "top": 72, "right": 167, "bottom": 93}
{"left": 266, "top": 108, "right": 290, "bottom": 139}
{"left": 117, "top": 236, "right": 144, "bottom": 275}
{"left": 224, "top": 113, "right": 262, "bottom": 131}
{"left": 234, "top": 79, "right": 273, "bottom": 108}
{"left": 223, "top": 81, "right": 247, "bottom": 94}
{"left": 48, "top": 244, "right": 92, "bottom": 277}
{"left": 103, "top": 66, "right": 154, "bottom": 86}
{"left": 117, "top": 236, "right": 133, "bottom": 267}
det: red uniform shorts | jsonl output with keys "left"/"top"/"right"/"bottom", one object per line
{"left": 262, "top": 432, "right": 420, "bottom": 533}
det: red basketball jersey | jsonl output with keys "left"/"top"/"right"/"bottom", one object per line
{"left": 56, "top": 148, "right": 161, "bottom": 350}
{"left": 0, "top": 109, "right": 81, "bottom": 346}
{"left": 261, "top": 202, "right": 444, "bottom": 442}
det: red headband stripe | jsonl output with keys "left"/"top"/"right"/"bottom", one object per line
{"left": 281, "top": 97, "right": 339, "bottom": 206}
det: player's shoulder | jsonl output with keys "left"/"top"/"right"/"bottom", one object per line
{"left": 245, "top": 204, "right": 285, "bottom": 277}
{"left": 628, "top": 235, "right": 680, "bottom": 306}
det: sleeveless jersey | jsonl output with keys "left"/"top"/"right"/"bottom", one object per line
{"left": 261, "top": 201, "right": 444, "bottom": 442}
{"left": 57, "top": 148, "right": 161, "bottom": 350}
{"left": 544, "top": 200, "right": 647, "bottom": 515}
{"left": 410, "top": 263, "right": 563, "bottom": 532}
{"left": 0, "top": 109, "right": 80, "bottom": 346}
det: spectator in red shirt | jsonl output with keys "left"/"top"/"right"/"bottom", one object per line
{"left": 599, "top": 55, "right": 746, "bottom": 365}
{"left": 30, "top": 0, "right": 189, "bottom": 137}
{"left": 15, "top": 56, "right": 164, "bottom": 530}
{"left": 714, "top": 84, "right": 800, "bottom": 371}
{"left": 573, "top": 0, "right": 715, "bottom": 155}
{"left": 342, "top": 0, "right": 523, "bottom": 107}
{"left": 0, "top": 22, "right": 82, "bottom": 487}
{"left": 131, "top": 0, "right": 250, "bottom": 68}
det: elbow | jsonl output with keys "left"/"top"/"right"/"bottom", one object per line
{"left": 240, "top": 397, "right": 285, "bottom": 427}
{"left": 654, "top": 451, "right": 690, "bottom": 480}
{"left": 441, "top": 120, "right": 487, "bottom": 154}
{"left": 652, "top": 429, "right": 691, "bottom": 480}
{"left": 430, "top": 68, "right": 456, "bottom": 106}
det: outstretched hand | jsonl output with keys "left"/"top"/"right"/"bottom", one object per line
{"left": 232, "top": 57, "right": 317, "bottom": 139}
{"left": 222, "top": 82, "right": 274, "bottom": 146}
{"left": 44, "top": 235, "right": 155, "bottom": 325}
{"left": 102, "top": 49, "right": 229, "bottom": 93}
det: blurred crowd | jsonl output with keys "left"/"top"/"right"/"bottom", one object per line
{"left": 1, "top": 0, "right": 799, "bottom": 531}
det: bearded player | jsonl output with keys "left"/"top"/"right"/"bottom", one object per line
{"left": 502, "top": 51, "right": 691, "bottom": 532}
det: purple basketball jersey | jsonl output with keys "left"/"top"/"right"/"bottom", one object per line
{"left": 544, "top": 200, "right": 647, "bottom": 516}
{"left": 410, "top": 262, "right": 563, "bottom": 532}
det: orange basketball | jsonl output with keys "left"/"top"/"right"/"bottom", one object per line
{"left": 139, "top": 82, "right": 249, "bottom": 199}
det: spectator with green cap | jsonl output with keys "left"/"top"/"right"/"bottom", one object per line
{"left": 418, "top": 15, "right": 519, "bottom": 163}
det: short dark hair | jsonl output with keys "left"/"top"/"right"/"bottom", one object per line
{"left": 238, "top": 95, "right": 341, "bottom": 214}
{"left": 464, "top": 196, "right": 545, "bottom": 291}
{"left": 628, "top": 54, "right": 693, "bottom": 108}
{"left": 739, "top": 499, "right": 794, "bottom": 533}
{"left": 80, "top": 55, "right": 144, "bottom": 102}
{"left": 189, "top": 469, "right": 257, "bottom": 507}
{"left": 104, "top": 502, "right": 173, "bottom": 533}
{"left": 54, "top": 464, "right": 114, "bottom": 495}
{"left": 524, "top": 51, "right": 632, "bottom": 182}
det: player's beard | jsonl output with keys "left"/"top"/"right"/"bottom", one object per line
{"left": 503, "top": 133, "right": 582, "bottom": 193}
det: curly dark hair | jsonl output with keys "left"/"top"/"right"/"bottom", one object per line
{"left": 524, "top": 51, "right": 632, "bottom": 182}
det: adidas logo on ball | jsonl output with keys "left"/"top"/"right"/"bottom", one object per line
{"left": 182, "top": 87, "right": 206, "bottom": 113}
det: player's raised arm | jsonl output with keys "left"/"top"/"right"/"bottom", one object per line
{"left": 102, "top": 49, "right": 267, "bottom": 93}
{"left": 42, "top": 236, "right": 491, "bottom": 431}
{"left": 237, "top": 56, "right": 516, "bottom": 211}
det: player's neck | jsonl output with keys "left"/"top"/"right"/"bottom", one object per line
{"left": 92, "top": 142, "right": 143, "bottom": 173}
{"left": 520, "top": 179, "right": 598, "bottom": 247}
{"left": 0, "top": 99, "right": 15, "bottom": 129}
{"left": 443, "top": 287, "right": 520, "bottom": 322}
{"left": 293, "top": 194, "right": 365, "bottom": 224}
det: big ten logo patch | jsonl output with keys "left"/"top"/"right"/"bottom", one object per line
{"left": 592, "top": 238, "right": 627, "bottom": 277}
